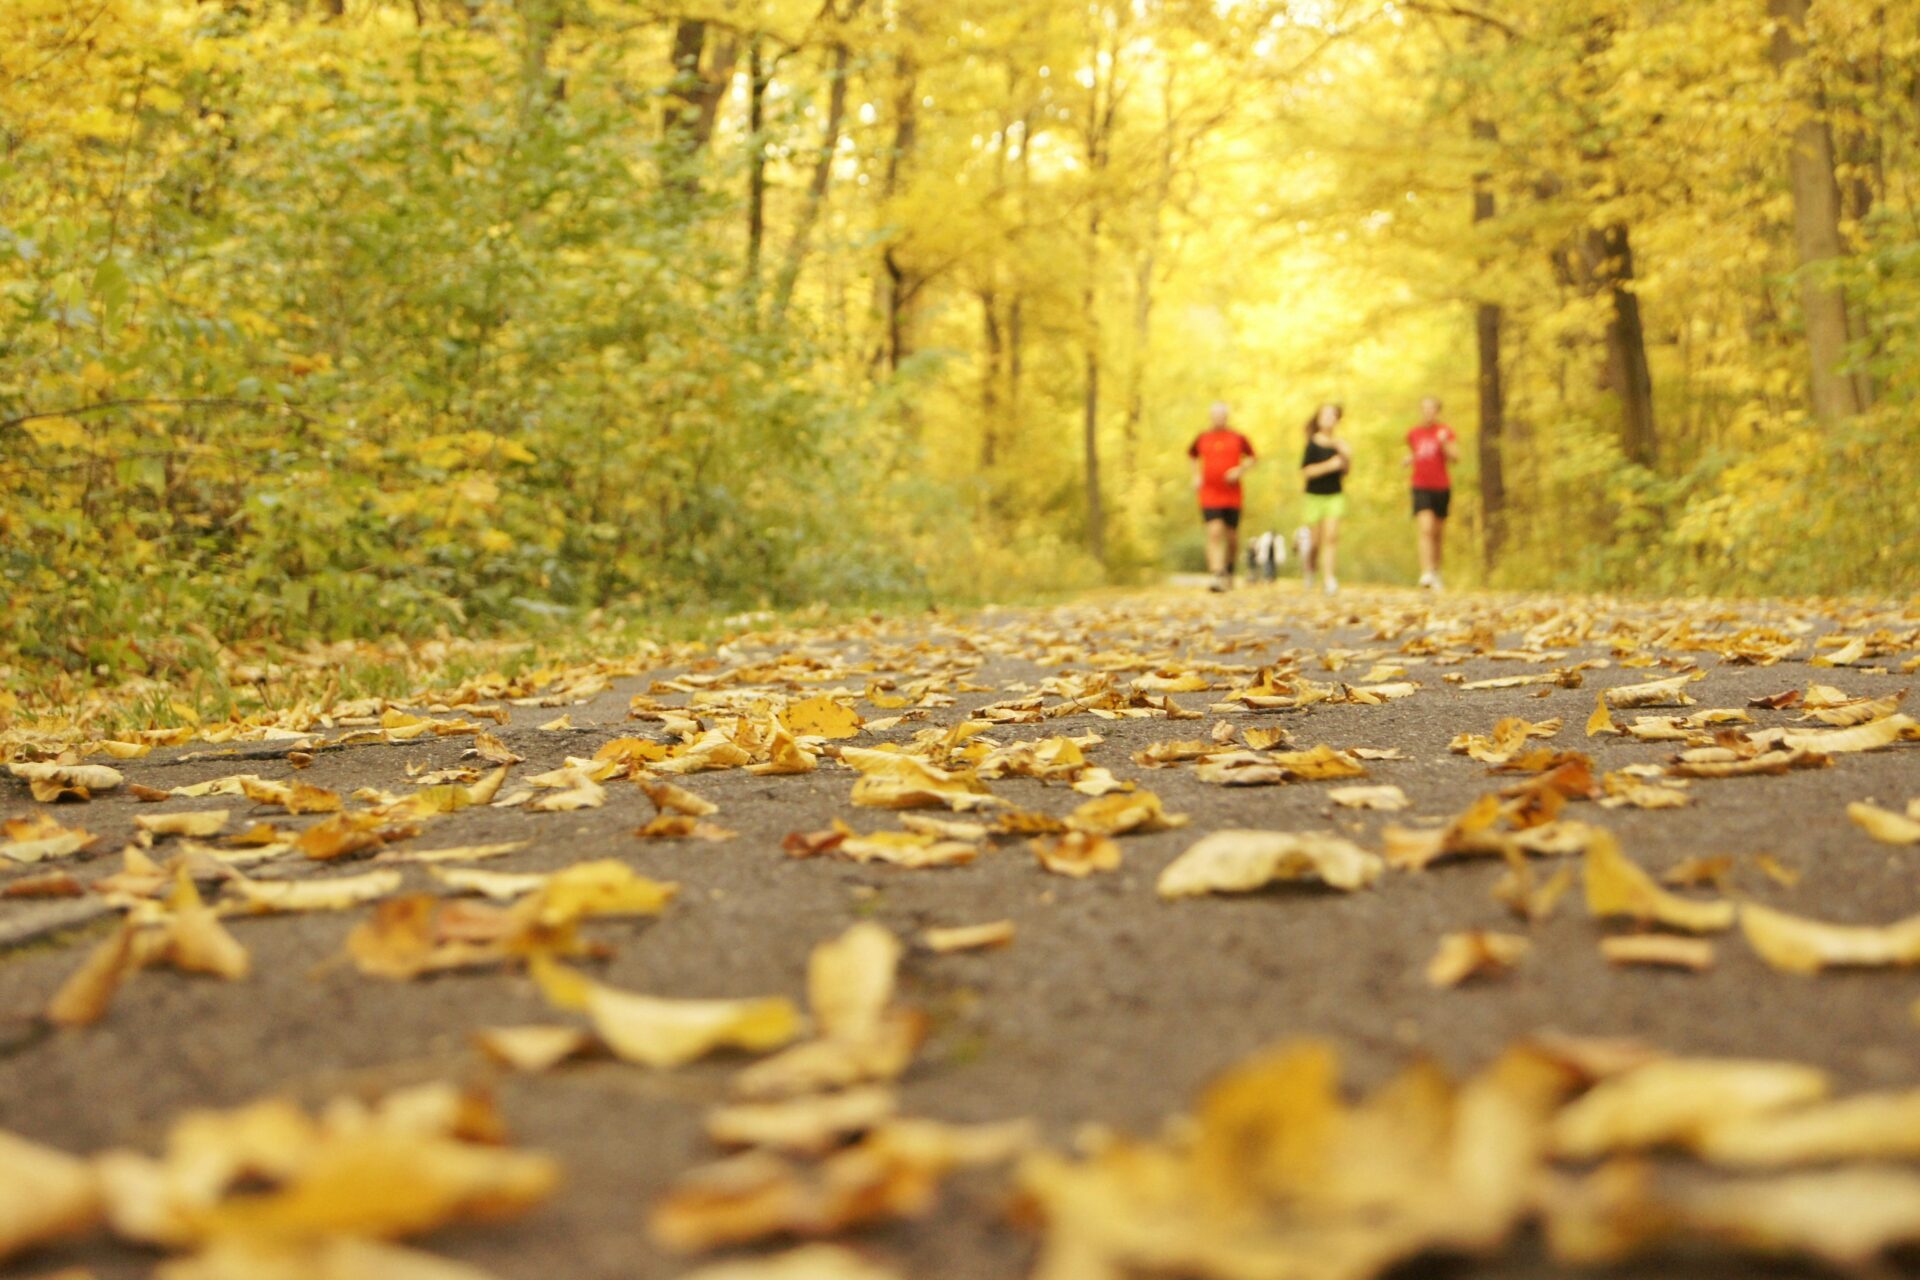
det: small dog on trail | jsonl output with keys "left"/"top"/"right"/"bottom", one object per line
{"left": 1245, "top": 530, "right": 1284, "bottom": 582}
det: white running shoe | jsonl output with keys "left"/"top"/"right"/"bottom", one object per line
{"left": 1322, "top": 577, "right": 1338, "bottom": 595}
{"left": 1417, "top": 571, "right": 1436, "bottom": 590}
{"left": 1430, "top": 572, "right": 1444, "bottom": 592}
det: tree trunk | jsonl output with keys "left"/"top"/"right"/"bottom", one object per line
{"left": 1083, "top": 308, "right": 1106, "bottom": 565}
{"left": 1082, "top": 190, "right": 1108, "bottom": 564}
{"left": 1122, "top": 96, "right": 1172, "bottom": 486}
{"left": 1564, "top": 223, "right": 1658, "bottom": 469}
{"left": 880, "top": 285, "right": 914, "bottom": 378}
{"left": 1120, "top": 247, "right": 1154, "bottom": 484}
{"left": 771, "top": 38, "right": 852, "bottom": 322}
{"left": 517, "top": 0, "right": 564, "bottom": 112}
{"left": 1471, "top": 120, "right": 1507, "bottom": 567}
{"left": 662, "top": 21, "right": 734, "bottom": 198}
{"left": 980, "top": 288, "right": 1002, "bottom": 470}
{"left": 1078, "top": 28, "right": 1122, "bottom": 568}
{"left": 1545, "top": 18, "right": 1657, "bottom": 468}
{"left": 1008, "top": 295, "right": 1024, "bottom": 421}
{"left": 1769, "top": 0, "right": 1867, "bottom": 420}
{"left": 664, "top": 21, "right": 707, "bottom": 143}
{"left": 1589, "top": 225, "right": 1658, "bottom": 468}
{"left": 1837, "top": 16, "right": 1881, "bottom": 409}
{"left": 878, "top": 55, "right": 920, "bottom": 374}
{"left": 1839, "top": 4, "right": 1883, "bottom": 229}
{"left": 1475, "top": 303, "right": 1506, "bottom": 510}
{"left": 695, "top": 38, "right": 738, "bottom": 147}
{"left": 745, "top": 37, "right": 768, "bottom": 295}
{"left": 1006, "top": 112, "right": 1032, "bottom": 430}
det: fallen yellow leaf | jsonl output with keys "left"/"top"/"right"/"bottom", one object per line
{"left": 1030, "top": 831, "right": 1121, "bottom": 877}
{"left": 1065, "top": 789, "right": 1186, "bottom": 835}
{"left": 471, "top": 1025, "right": 596, "bottom": 1073}
{"left": 8, "top": 760, "right": 124, "bottom": 802}
{"left": 0, "top": 1130, "right": 102, "bottom": 1260}
{"left": 1427, "top": 931, "right": 1530, "bottom": 987}
{"left": 1583, "top": 832, "right": 1734, "bottom": 934}
{"left": 134, "top": 811, "right": 231, "bottom": 839}
{"left": 1741, "top": 901, "right": 1920, "bottom": 974}
{"left": 585, "top": 985, "right": 802, "bottom": 1070}
{"left": 780, "top": 695, "right": 864, "bottom": 739}
{"left": 1600, "top": 934, "right": 1715, "bottom": 971}
{"left": 704, "top": 1088, "right": 899, "bottom": 1155}
{"left": 232, "top": 870, "right": 403, "bottom": 913}
{"left": 1551, "top": 1058, "right": 1829, "bottom": 1159}
{"left": 1327, "top": 784, "right": 1408, "bottom": 810}
{"left": 1157, "top": 830, "right": 1382, "bottom": 898}
{"left": 1848, "top": 801, "right": 1920, "bottom": 845}
{"left": 921, "top": 920, "right": 1015, "bottom": 953}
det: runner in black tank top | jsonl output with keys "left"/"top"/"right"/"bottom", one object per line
{"left": 1298, "top": 403, "right": 1349, "bottom": 594}
{"left": 1302, "top": 439, "right": 1343, "bottom": 495}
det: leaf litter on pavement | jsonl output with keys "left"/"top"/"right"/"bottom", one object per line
{"left": 2, "top": 585, "right": 1919, "bottom": 1276}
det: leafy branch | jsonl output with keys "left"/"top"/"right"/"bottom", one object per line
{"left": 0, "top": 398, "right": 319, "bottom": 431}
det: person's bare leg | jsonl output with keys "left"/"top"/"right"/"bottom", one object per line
{"left": 1415, "top": 510, "right": 1438, "bottom": 578}
{"left": 1430, "top": 515, "right": 1446, "bottom": 578}
{"left": 1224, "top": 525, "right": 1240, "bottom": 581}
{"left": 1320, "top": 518, "right": 1340, "bottom": 590}
{"left": 1205, "top": 520, "right": 1227, "bottom": 580}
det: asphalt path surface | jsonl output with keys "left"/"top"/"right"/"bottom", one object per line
{"left": 3, "top": 585, "right": 1918, "bottom": 1279}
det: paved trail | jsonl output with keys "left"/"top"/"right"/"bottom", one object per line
{"left": 3, "top": 586, "right": 1919, "bottom": 1280}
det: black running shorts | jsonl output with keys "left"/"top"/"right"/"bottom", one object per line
{"left": 1201, "top": 506, "right": 1242, "bottom": 529}
{"left": 1411, "top": 488, "right": 1451, "bottom": 519}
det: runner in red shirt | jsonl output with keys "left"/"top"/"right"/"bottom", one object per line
{"left": 1188, "top": 402, "right": 1257, "bottom": 592}
{"left": 1403, "top": 395, "right": 1460, "bottom": 590}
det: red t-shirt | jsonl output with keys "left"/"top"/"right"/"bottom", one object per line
{"left": 1407, "top": 422, "right": 1456, "bottom": 491}
{"left": 1188, "top": 428, "right": 1255, "bottom": 509}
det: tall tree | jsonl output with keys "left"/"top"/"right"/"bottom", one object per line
{"left": 662, "top": 20, "right": 735, "bottom": 196}
{"left": 1072, "top": 6, "right": 1133, "bottom": 564}
{"left": 745, "top": 35, "right": 770, "bottom": 293}
{"left": 518, "top": 0, "right": 565, "bottom": 113}
{"left": 771, "top": 1, "right": 862, "bottom": 323}
{"left": 1768, "top": 0, "right": 1869, "bottom": 420}
{"left": 1120, "top": 73, "right": 1176, "bottom": 487}
{"left": 1471, "top": 117, "right": 1507, "bottom": 565}
{"left": 878, "top": 47, "right": 920, "bottom": 375}
{"left": 1589, "top": 224, "right": 1658, "bottom": 469}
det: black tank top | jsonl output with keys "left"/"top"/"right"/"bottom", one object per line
{"left": 1302, "top": 439, "right": 1343, "bottom": 495}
